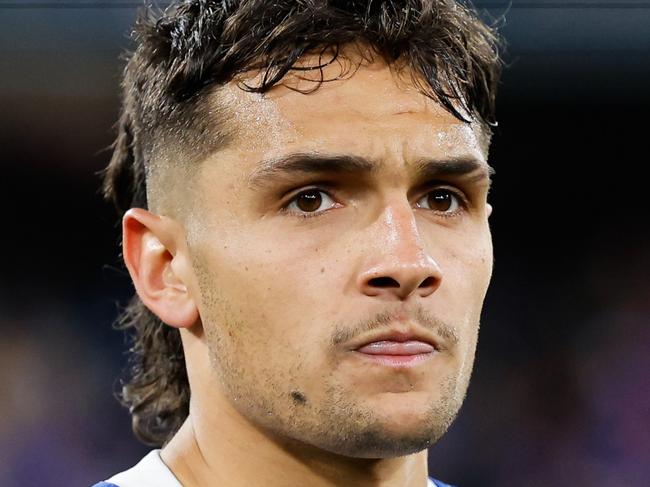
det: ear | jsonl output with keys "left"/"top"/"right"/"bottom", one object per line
{"left": 486, "top": 203, "right": 493, "bottom": 218}
{"left": 122, "top": 208, "right": 199, "bottom": 328}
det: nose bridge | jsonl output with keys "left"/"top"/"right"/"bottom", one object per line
{"left": 357, "top": 196, "right": 443, "bottom": 300}
{"left": 381, "top": 198, "right": 426, "bottom": 261}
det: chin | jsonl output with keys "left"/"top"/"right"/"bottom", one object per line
{"left": 311, "top": 394, "right": 459, "bottom": 459}
{"left": 371, "top": 389, "right": 454, "bottom": 428}
{"left": 323, "top": 422, "right": 446, "bottom": 459}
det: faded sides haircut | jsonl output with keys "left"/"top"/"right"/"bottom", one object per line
{"left": 103, "top": 0, "right": 503, "bottom": 447}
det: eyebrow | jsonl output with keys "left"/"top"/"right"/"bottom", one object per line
{"left": 413, "top": 157, "right": 495, "bottom": 186}
{"left": 248, "top": 153, "right": 375, "bottom": 188}
{"left": 247, "top": 151, "right": 493, "bottom": 188}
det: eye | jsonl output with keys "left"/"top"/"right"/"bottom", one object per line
{"left": 286, "top": 189, "right": 337, "bottom": 215}
{"left": 415, "top": 188, "right": 462, "bottom": 214}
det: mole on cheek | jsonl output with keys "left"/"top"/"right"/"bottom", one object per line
{"left": 290, "top": 391, "right": 308, "bottom": 405}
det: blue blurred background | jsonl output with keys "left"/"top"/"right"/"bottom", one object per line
{"left": 0, "top": 1, "right": 648, "bottom": 486}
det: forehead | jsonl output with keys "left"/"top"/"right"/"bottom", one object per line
{"left": 211, "top": 56, "right": 486, "bottom": 173}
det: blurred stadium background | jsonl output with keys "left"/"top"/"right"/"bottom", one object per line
{"left": 0, "top": 1, "right": 648, "bottom": 486}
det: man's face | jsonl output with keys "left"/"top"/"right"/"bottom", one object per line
{"left": 182, "top": 58, "right": 493, "bottom": 458}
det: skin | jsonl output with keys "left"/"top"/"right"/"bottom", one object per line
{"left": 123, "top": 54, "right": 494, "bottom": 487}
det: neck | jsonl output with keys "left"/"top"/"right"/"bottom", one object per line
{"left": 161, "top": 403, "right": 430, "bottom": 487}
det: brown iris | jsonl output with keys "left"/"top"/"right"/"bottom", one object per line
{"left": 295, "top": 190, "right": 322, "bottom": 212}
{"left": 428, "top": 189, "right": 454, "bottom": 212}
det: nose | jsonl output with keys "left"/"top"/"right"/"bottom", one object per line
{"left": 357, "top": 202, "right": 443, "bottom": 301}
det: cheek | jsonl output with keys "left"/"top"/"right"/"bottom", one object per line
{"left": 192, "top": 235, "right": 343, "bottom": 405}
{"left": 438, "top": 223, "right": 492, "bottom": 287}
{"left": 191, "top": 227, "right": 340, "bottom": 353}
{"left": 436, "top": 230, "right": 492, "bottom": 331}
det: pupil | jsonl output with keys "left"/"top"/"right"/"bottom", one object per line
{"left": 297, "top": 191, "right": 322, "bottom": 212}
{"left": 428, "top": 190, "right": 452, "bottom": 211}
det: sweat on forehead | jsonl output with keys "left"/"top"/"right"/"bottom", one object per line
{"left": 103, "top": 1, "right": 501, "bottom": 220}
{"left": 221, "top": 53, "right": 491, "bottom": 156}
{"left": 147, "top": 54, "right": 490, "bottom": 215}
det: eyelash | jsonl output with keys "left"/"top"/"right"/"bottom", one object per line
{"left": 280, "top": 186, "right": 338, "bottom": 219}
{"left": 280, "top": 186, "right": 469, "bottom": 219}
{"left": 419, "top": 187, "right": 469, "bottom": 219}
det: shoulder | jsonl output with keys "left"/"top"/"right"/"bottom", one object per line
{"left": 429, "top": 478, "right": 457, "bottom": 487}
{"left": 91, "top": 450, "right": 182, "bottom": 487}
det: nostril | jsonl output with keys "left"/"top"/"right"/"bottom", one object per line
{"left": 419, "top": 276, "right": 436, "bottom": 288}
{"left": 368, "top": 276, "right": 400, "bottom": 288}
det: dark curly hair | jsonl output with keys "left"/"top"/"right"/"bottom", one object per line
{"left": 103, "top": 0, "right": 503, "bottom": 447}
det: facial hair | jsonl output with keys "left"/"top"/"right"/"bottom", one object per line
{"left": 195, "top": 261, "right": 474, "bottom": 458}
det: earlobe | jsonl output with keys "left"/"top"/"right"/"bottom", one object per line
{"left": 486, "top": 203, "right": 493, "bottom": 218}
{"left": 122, "top": 208, "right": 199, "bottom": 329}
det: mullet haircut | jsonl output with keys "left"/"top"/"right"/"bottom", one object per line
{"left": 103, "top": 0, "right": 502, "bottom": 447}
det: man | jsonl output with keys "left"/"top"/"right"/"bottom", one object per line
{"left": 95, "top": 1, "right": 501, "bottom": 486}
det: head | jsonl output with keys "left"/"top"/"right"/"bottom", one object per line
{"left": 105, "top": 0, "right": 502, "bottom": 457}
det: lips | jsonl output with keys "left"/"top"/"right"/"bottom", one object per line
{"left": 357, "top": 340, "right": 435, "bottom": 355}
{"left": 354, "top": 336, "right": 436, "bottom": 367}
{"left": 351, "top": 328, "right": 441, "bottom": 353}
{"left": 345, "top": 323, "right": 443, "bottom": 368}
